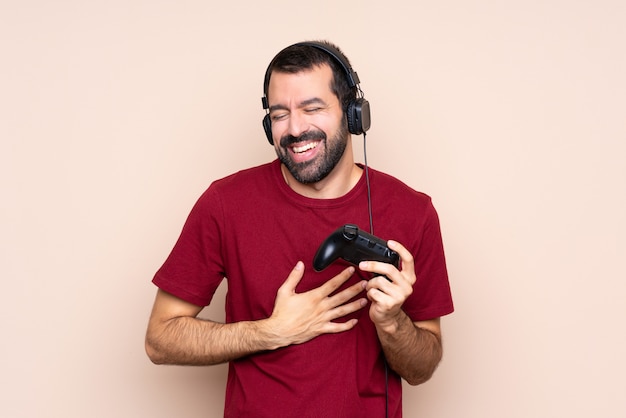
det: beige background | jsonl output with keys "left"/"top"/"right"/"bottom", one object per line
{"left": 2, "top": 1, "right": 625, "bottom": 417}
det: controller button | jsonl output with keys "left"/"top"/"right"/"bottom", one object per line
{"left": 343, "top": 224, "right": 358, "bottom": 240}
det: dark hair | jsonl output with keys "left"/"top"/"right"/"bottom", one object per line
{"left": 263, "top": 41, "right": 357, "bottom": 111}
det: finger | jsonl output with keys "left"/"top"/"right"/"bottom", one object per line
{"left": 366, "top": 286, "right": 389, "bottom": 305}
{"left": 320, "top": 318, "right": 360, "bottom": 334}
{"left": 387, "top": 240, "right": 416, "bottom": 278}
{"left": 328, "top": 298, "right": 368, "bottom": 321}
{"left": 366, "top": 274, "right": 413, "bottom": 301}
{"left": 327, "top": 280, "right": 367, "bottom": 308}
{"left": 317, "top": 266, "right": 355, "bottom": 297}
{"left": 365, "top": 275, "right": 394, "bottom": 297}
{"left": 278, "top": 261, "right": 305, "bottom": 294}
{"left": 358, "top": 260, "right": 396, "bottom": 281}
{"left": 366, "top": 285, "right": 402, "bottom": 313}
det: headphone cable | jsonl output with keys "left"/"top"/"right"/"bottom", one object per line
{"left": 363, "top": 132, "right": 374, "bottom": 235}
{"left": 362, "top": 131, "right": 389, "bottom": 418}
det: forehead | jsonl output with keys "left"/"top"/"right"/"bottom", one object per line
{"left": 267, "top": 64, "right": 335, "bottom": 105}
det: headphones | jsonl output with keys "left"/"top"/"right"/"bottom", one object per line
{"left": 261, "top": 41, "right": 371, "bottom": 145}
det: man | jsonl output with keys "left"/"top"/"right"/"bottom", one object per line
{"left": 145, "top": 41, "right": 454, "bottom": 417}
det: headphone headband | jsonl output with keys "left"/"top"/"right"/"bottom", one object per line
{"left": 262, "top": 41, "right": 361, "bottom": 109}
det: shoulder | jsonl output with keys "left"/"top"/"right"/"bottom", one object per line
{"left": 190, "top": 161, "right": 281, "bottom": 218}
{"left": 366, "top": 167, "right": 441, "bottom": 240}
{"left": 369, "top": 167, "right": 433, "bottom": 207}
{"left": 211, "top": 161, "right": 276, "bottom": 189}
{"left": 199, "top": 161, "right": 277, "bottom": 199}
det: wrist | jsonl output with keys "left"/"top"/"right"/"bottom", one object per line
{"left": 375, "top": 311, "right": 406, "bottom": 335}
{"left": 255, "top": 317, "right": 290, "bottom": 351}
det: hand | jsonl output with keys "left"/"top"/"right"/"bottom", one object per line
{"left": 266, "top": 261, "right": 368, "bottom": 348}
{"left": 359, "top": 240, "right": 416, "bottom": 331}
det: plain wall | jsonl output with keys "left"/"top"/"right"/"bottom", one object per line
{"left": 2, "top": 1, "right": 625, "bottom": 417}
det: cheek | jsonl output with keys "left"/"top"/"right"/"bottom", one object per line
{"left": 271, "top": 120, "right": 289, "bottom": 140}
{"left": 306, "top": 115, "right": 335, "bottom": 136}
{"left": 322, "top": 119, "right": 345, "bottom": 140}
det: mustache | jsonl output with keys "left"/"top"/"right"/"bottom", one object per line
{"left": 280, "top": 130, "right": 327, "bottom": 148}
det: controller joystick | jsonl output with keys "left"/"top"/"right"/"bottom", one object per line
{"left": 313, "top": 224, "right": 400, "bottom": 272}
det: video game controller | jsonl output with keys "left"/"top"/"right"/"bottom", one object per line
{"left": 313, "top": 224, "right": 400, "bottom": 272}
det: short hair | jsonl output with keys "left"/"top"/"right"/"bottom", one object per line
{"left": 263, "top": 41, "right": 357, "bottom": 111}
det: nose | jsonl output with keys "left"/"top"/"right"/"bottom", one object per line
{"left": 286, "top": 111, "right": 309, "bottom": 139}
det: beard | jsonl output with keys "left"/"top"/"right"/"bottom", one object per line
{"left": 276, "top": 122, "right": 349, "bottom": 184}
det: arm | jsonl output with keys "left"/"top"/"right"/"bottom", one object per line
{"left": 145, "top": 262, "right": 367, "bottom": 365}
{"left": 145, "top": 289, "right": 275, "bottom": 365}
{"left": 376, "top": 314, "right": 442, "bottom": 386}
{"left": 359, "top": 240, "right": 444, "bottom": 385}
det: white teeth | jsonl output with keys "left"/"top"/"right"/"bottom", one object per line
{"left": 292, "top": 142, "right": 317, "bottom": 153}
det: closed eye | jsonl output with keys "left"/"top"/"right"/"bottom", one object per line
{"left": 271, "top": 112, "right": 288, "bottom": 121}
{"left": 300, "top": 97, "right": 327, "bottom": 113}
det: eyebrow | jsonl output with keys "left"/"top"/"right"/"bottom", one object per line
{"left": 268, "top": 97, "right": 328, "bottom": 113}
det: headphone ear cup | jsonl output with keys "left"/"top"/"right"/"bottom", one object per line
{"left": 346, "top": 98, "right": 371, "bottom": 135}
{"left": 262, "top": 114, "right": 274, "bottom": 145}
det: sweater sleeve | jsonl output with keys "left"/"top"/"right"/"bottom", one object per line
{"left": 152, "top": 185, "right": 226, "bottom": 307}
{"left": 402, "top": 200, "right": 454, "bottom": 321}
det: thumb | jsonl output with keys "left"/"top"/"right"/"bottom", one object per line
{"left": 279, "top": 261, "right": 305, "bottom": 294}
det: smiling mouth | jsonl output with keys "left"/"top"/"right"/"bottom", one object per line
{"left": 292, "top": 141, "right": 319, "bottom": 154}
